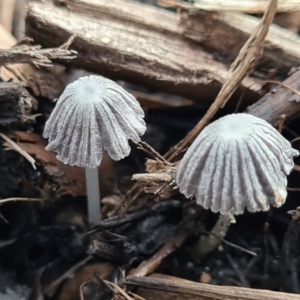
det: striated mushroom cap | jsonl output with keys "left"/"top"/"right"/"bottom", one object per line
{"left": 43, "top": 75, "right": 146, "bottom": 168}
{"left": 176, "top": 113, "right": 299, "bottom": 215}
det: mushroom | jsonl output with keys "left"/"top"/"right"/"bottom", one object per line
{"left": 43, "top": 75, "right": 146, "bottom": 223}
{"left": 176, "top": 113, "right": 299, "bottom": 215}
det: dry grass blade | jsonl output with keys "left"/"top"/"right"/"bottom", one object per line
{"left": 0, "top": 35, "right": 77, "bottom": 67}
{"left": 0, "top": 133, "right": 37, "bottom": 169}
{"left": 165, "top": 0, "right": 278, "bottom": 161}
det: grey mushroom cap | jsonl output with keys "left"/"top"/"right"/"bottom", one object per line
{"left": 43, "top": 75, "right": 146, "bottom": 168}
{"left": 175, "top": 113, "right": 299, "bottom": 215}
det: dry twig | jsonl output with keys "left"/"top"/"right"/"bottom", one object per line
{"left": 125, "top": 275, "right": 300, "bottom": 300}
{"left": 130, "top": 231, "right": 190, "bottom": 277}
{"left": 261, "top": 79, "right": 300, "bottom": 96}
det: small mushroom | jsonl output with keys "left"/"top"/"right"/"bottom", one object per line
{"left": 44, "top": 75, "right": 146, "bottom": 223}
{"left": 176, "top": 113, "right": 299, "bottom": 215}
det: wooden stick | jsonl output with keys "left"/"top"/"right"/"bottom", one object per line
{"left": 179, "top": 8, "right": 300, "bottom": 77}
{"left": 125, "top": 274, "right": 300, "bottom": 300}
{"left": 0, "top": 23, "right": 69, "bottom": 101}
{"left": 130, "top": 231, "right": 190, "bottom": 278}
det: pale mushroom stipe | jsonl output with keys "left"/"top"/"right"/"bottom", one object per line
{"left": 43, "top": 75, "right": 146, "bottom": 223}
{"left": 176, "top": 113, "right": 299, "bottom": 215}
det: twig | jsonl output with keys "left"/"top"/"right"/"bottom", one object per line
{"left": 43, "top": 255, "right": 93, "bottom": 297}
{"left": 131, "top": 231, "right": 189, "bottom": 277}
{"left": 291, "top": 137, "right": 300, "bottom": 143}
{"left": 136, "top": 141, "right": 170, "bottom": 164}
{"left": 0, "top": 133, "right": 36, "bottom": 169}
{"left": 293, "top": 165, "right": 300, "bottom": 172}
{"left": 130, "top": 212, "right": 195, "bottom": 278}
{"left": 261, "top": 79, "right": 300, "bottom": 96}
{"left": 125, "top": 275, "right": 300, "bottom": 300}
{"left": 0, "top": 237, "right": 18, "bottom": 249}
{"left": 0, "top": 35, "right": 77, "bottom": 67}
{"left": 102, "top": 278, "right": 134, "bottom": 300}
{"left": 132, "top": 173, "right": 172, "bottom": 183}
{"left": 0, "top": 211, "right": 8, "bottom": 223}
{"left": 0, "top": 197, "right": 43, "bottom": 204}
{"left": 222, "top": 239, "right": 258, "bottom": 257}
{"left": 288, "top": 188, "right": 300, "bottom": 192}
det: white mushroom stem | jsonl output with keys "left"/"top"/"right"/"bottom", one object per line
{"left": 85, "top": 166, "right": 101, "bottom": 223}
{"left": 189, "top": 213, "right": 236, "bottom": 260}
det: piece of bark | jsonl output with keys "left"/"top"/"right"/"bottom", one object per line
{"left": 179, "top": 9, "right": 300, "bottom": 77}
{"left": 0, "top": 23, "right": 68, "bottom": 100}
{"left": 0, "top": 81, "right": 23, "bottom": 127}
{"left": 245, "top": 69, "right": 300, "bottom": 126}
{"left": 0, "top": 80, "right": 37, "bottom": 128}
{"left": 0, "top": 42, "right": 77, "bottom": 67}
{"left": 125, "top": 274, "right": 300, "bottom": 300}
{"left": 192, "top": 0, "right": 300, "bottom": 13}
{"left": 25, "top": 0, "right": 262, "bottom": 106}
{"left": 0, "top": 140, "right": 39, "bottom": 198}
